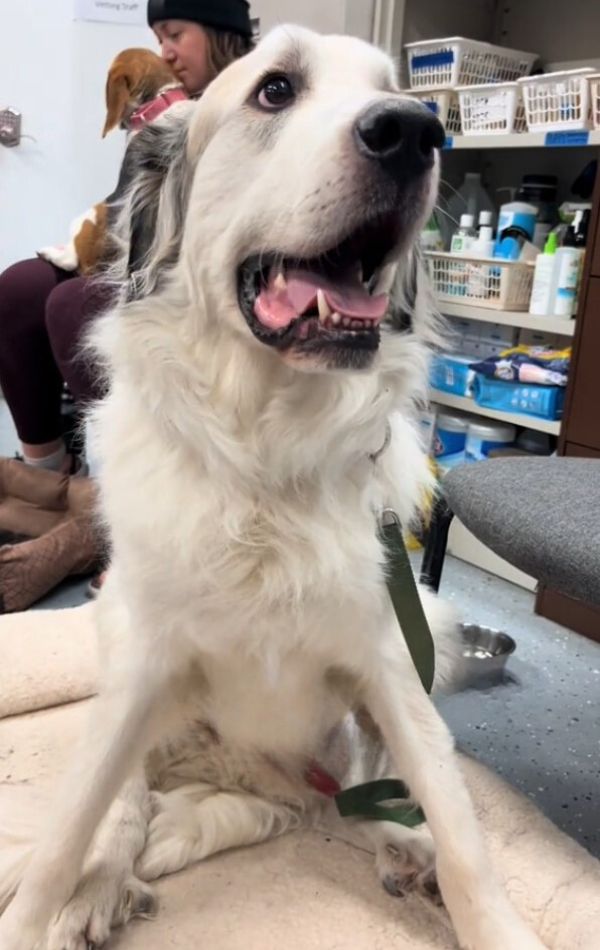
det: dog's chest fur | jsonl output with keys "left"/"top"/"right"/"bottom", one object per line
{"left": 93, "top": 319, "right": 430, "bottom": 790}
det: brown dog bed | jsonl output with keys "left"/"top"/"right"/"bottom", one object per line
{"left": 0, "top": 459, "right": 104, "bottom": 612}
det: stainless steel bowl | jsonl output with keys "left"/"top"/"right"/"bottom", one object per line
{"left": 460, "top": 623, "right": 516, "bottom": 679}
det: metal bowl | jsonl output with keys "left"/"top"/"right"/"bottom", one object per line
{"left": 460, "top": 623, "right": 516, "bottom": 679}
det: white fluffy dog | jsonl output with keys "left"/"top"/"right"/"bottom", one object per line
{"left": 0, "top": 26, "right": 545, "bottom": 950}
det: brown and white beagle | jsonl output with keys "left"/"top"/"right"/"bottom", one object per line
{"left": 39, "top": 48, "right": 188, "bottom": 276}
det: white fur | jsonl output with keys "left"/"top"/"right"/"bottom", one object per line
{"left": 0, "top": 27, "right": 545, "bottom": 950}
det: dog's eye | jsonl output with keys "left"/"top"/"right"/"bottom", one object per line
{"left": 256, "top": 75, "right": 295, "bottom": 111}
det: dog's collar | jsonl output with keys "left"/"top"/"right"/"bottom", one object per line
{"left": 128, "top": 86, "right": 188, "bottom": 131}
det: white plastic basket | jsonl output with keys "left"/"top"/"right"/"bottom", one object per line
{"left": 425, "top": 253, "right": 534, "bottom": 311}
{"left": 457, "top": 82, "right": 527, "bottom": 135}
{"left": 588, "top": 73, "right": 600, "bottom": 129}
{"left": 404, "top": 89, "right": 462, "bottom": 134}
{"left": 519, "top": 69, "right": 594, "bottom": 132}
{"left": 405, "top": 37, "right": 537, "bottom": 91}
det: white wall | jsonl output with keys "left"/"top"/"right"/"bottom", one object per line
{"left": 0, "top": 0, "right": 374, "bottom": 273}
{"left": 253, "top": 0, "right": 374, "bottom": 37}
{"left": 0, "top": 1, "right": 152, "bottom": 271}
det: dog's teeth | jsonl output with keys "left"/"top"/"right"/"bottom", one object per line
{"left": 274, "top": 271, "right": 287, "bottom": 292}
{"left": 331, "top": 311, "right": 342, "bottom": 326}
{"left": 351, "top": 319, "right": 364, "bottom": 330}
{"left": 373, "top": 263, "right": 396, "bottom": 295}
{"left": 317, "top": 289, "right": 332, "bottom": 322}
{"left": 342, "top": 317, "right": 352, "bottom": 328}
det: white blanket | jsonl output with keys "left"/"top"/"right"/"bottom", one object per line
{"left": 0, "top": 605, "right": 598, "bottom": 949}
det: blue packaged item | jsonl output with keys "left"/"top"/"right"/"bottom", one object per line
{"left": 430, "top": 354, "right": 475, "bottom": 397}
{"left": 473, "top": 374, "right": 565, "bottom": 420}
{"left": 471, "top": 345, "right": 571, "bottom": 387}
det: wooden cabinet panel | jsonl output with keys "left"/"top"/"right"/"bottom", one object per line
{"left": 536, "top": 587, "right": 600, "bottom": 644}
{"left": 562, "top": 277, "right": 600, "bottom": 451}
{"left": 564, "top": 442, "right": 600, "bottom": 458}
{"left": 592, "top": 218, "right": 600, "bottom": 277}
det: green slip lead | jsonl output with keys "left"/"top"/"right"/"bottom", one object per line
{"left": 334, "top": 509, "right": 435, "bottom": 828}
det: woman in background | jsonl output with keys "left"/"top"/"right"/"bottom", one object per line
{"left": 0, "top": 0, "right": 254, "bottom": 475}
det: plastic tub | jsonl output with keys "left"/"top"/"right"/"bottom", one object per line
{"left": 434, "top": 410, "right": 469, "bottom": 465}
{"left": 404, "top": 88, "right": 462, "bottom": 134}
{"left": 405, "top": 37, "right": 537, "bottom": 91}
{"left": 519, "top": 68, "right": 594, "bottom": 132}
{"left": 424, "top": 252, "right": 534, "bottom": 311}
{"left": 457, "top": 81, "right": 527, "bottom": 135}
{"left": 589, "top": 73, "right": 600, "bottom": 129}
{"left": 465, "top": 420, "right": 516, "bottom": 461}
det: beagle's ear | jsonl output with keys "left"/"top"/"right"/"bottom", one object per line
{"left": 103, "top": 70, "right": 130, "bottom": 138}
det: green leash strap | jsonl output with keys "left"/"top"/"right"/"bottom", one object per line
{"left": 333, "top": 509, "right": 435, "bottom": 828}
{"left": 379, "top": 508, "right": 435, "bottom": 695}
{"left": 336, "top": 779, "right": 426, "bottom": 828}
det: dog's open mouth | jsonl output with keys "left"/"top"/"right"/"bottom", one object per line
{"left": 237, "top": 212, "right": 402, "bottom": 358}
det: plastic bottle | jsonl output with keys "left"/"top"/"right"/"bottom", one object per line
{"left": 478, "top": 210, "right": 494, "bottom": 232}
{"left": 471, "top": 226, "right": 495, "bottom": 259}
{"left": 448, "top": 173, "right": 495, "bottom": 220}
{"left": 516, "top": 175, "right": 558, "bottom": 249}
{"left": 421, "top": 212, "right": 444, "bottom": 251}
{"left": 443, "top": 173, "right": 495, "bottom": 248}
{"left": 468, "top": 226, "right": 495, "bottom": 298}
{"left": 494, "top": 201, "right": 538, "bottom": 259}
{"left": 529, "top": 232, "right": 559, "bottom": 316}
{"left": 553, "top": 225, "right": 585, "bottom": 318}
{"left": 450, "top": 214, "right": 476, "bottom": 256}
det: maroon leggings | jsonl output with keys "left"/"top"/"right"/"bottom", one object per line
{"left": 0, "top": 258, "right": 113, "bottom": 444}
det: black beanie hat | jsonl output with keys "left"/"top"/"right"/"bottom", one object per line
{"left": 148, "top": 0, "right": 252, "bottom": 38}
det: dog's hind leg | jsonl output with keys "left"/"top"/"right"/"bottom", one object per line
{"left": 359, "top": 606, "right": 547, "bottom": 950}
{"left": 0, "top": 666, "right": 171, "bottom": 950}
{"left": 137, "top": 783, "right": 300, "bottom": 882}
{"left": 45, "top": 770, "right": 156, "bottom": 950}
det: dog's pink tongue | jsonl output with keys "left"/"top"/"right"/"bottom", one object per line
{"left": 254, "top": 268, "right": 389, "bottom": 331}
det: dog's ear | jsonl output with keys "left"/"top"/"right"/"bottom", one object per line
{"left": 106, "top": 104, "right": 196, "bottom": 299}
{"left": 103, "top": 68, "right": 131, "bottom": 138}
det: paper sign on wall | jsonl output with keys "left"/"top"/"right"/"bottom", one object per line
{"left": 74, "top": 0, "right": 147, "bottom": 26}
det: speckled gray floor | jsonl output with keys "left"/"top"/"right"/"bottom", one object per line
{"left": 422, "top": 552, "right": 600, "bottom": 860}
{"left": 1, "top": 402, "right": 598, "bottom": 857}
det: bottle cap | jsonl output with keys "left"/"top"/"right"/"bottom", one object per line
{"left": 544, "top": 231, "right": 558, "bottom": 254}
{"left": 479, "top": 211, "right": 493, "bottom": 226}
{"left": 460, "top": 214, "right": 474, "bottom": 228}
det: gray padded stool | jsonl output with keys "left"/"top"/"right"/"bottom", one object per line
{"left": 420, "top": 457, "right": 600, "bottom": 606}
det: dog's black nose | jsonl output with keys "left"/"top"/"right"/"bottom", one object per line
{"left": 354, "top": 100, "right": 445, "bottom": 176}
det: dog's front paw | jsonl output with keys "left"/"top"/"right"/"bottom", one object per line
{"left": 136, "top": 806, "right": 196, "bottom": 882}
{"left": 375, "top": 824, "right": 441, "bottom": 904}
{"left": 45, "top": 867, "right": 156, "bottom": 950}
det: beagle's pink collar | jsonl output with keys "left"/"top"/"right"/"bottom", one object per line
{"left": 128, "top": 86, "right": 188, "bottom": 131}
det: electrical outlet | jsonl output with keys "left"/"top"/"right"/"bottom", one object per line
{"left": 0, "top": 108, "right": 22, "bottom": 147}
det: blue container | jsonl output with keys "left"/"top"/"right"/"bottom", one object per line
{"left": 434, "top": 410, "right": 468, "bottom": 467}
{"left": 473, "top": 374, "right": 565, "bottom": 421}
{"left": 430, "top": 354, "right": 475, "bottom": 397}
